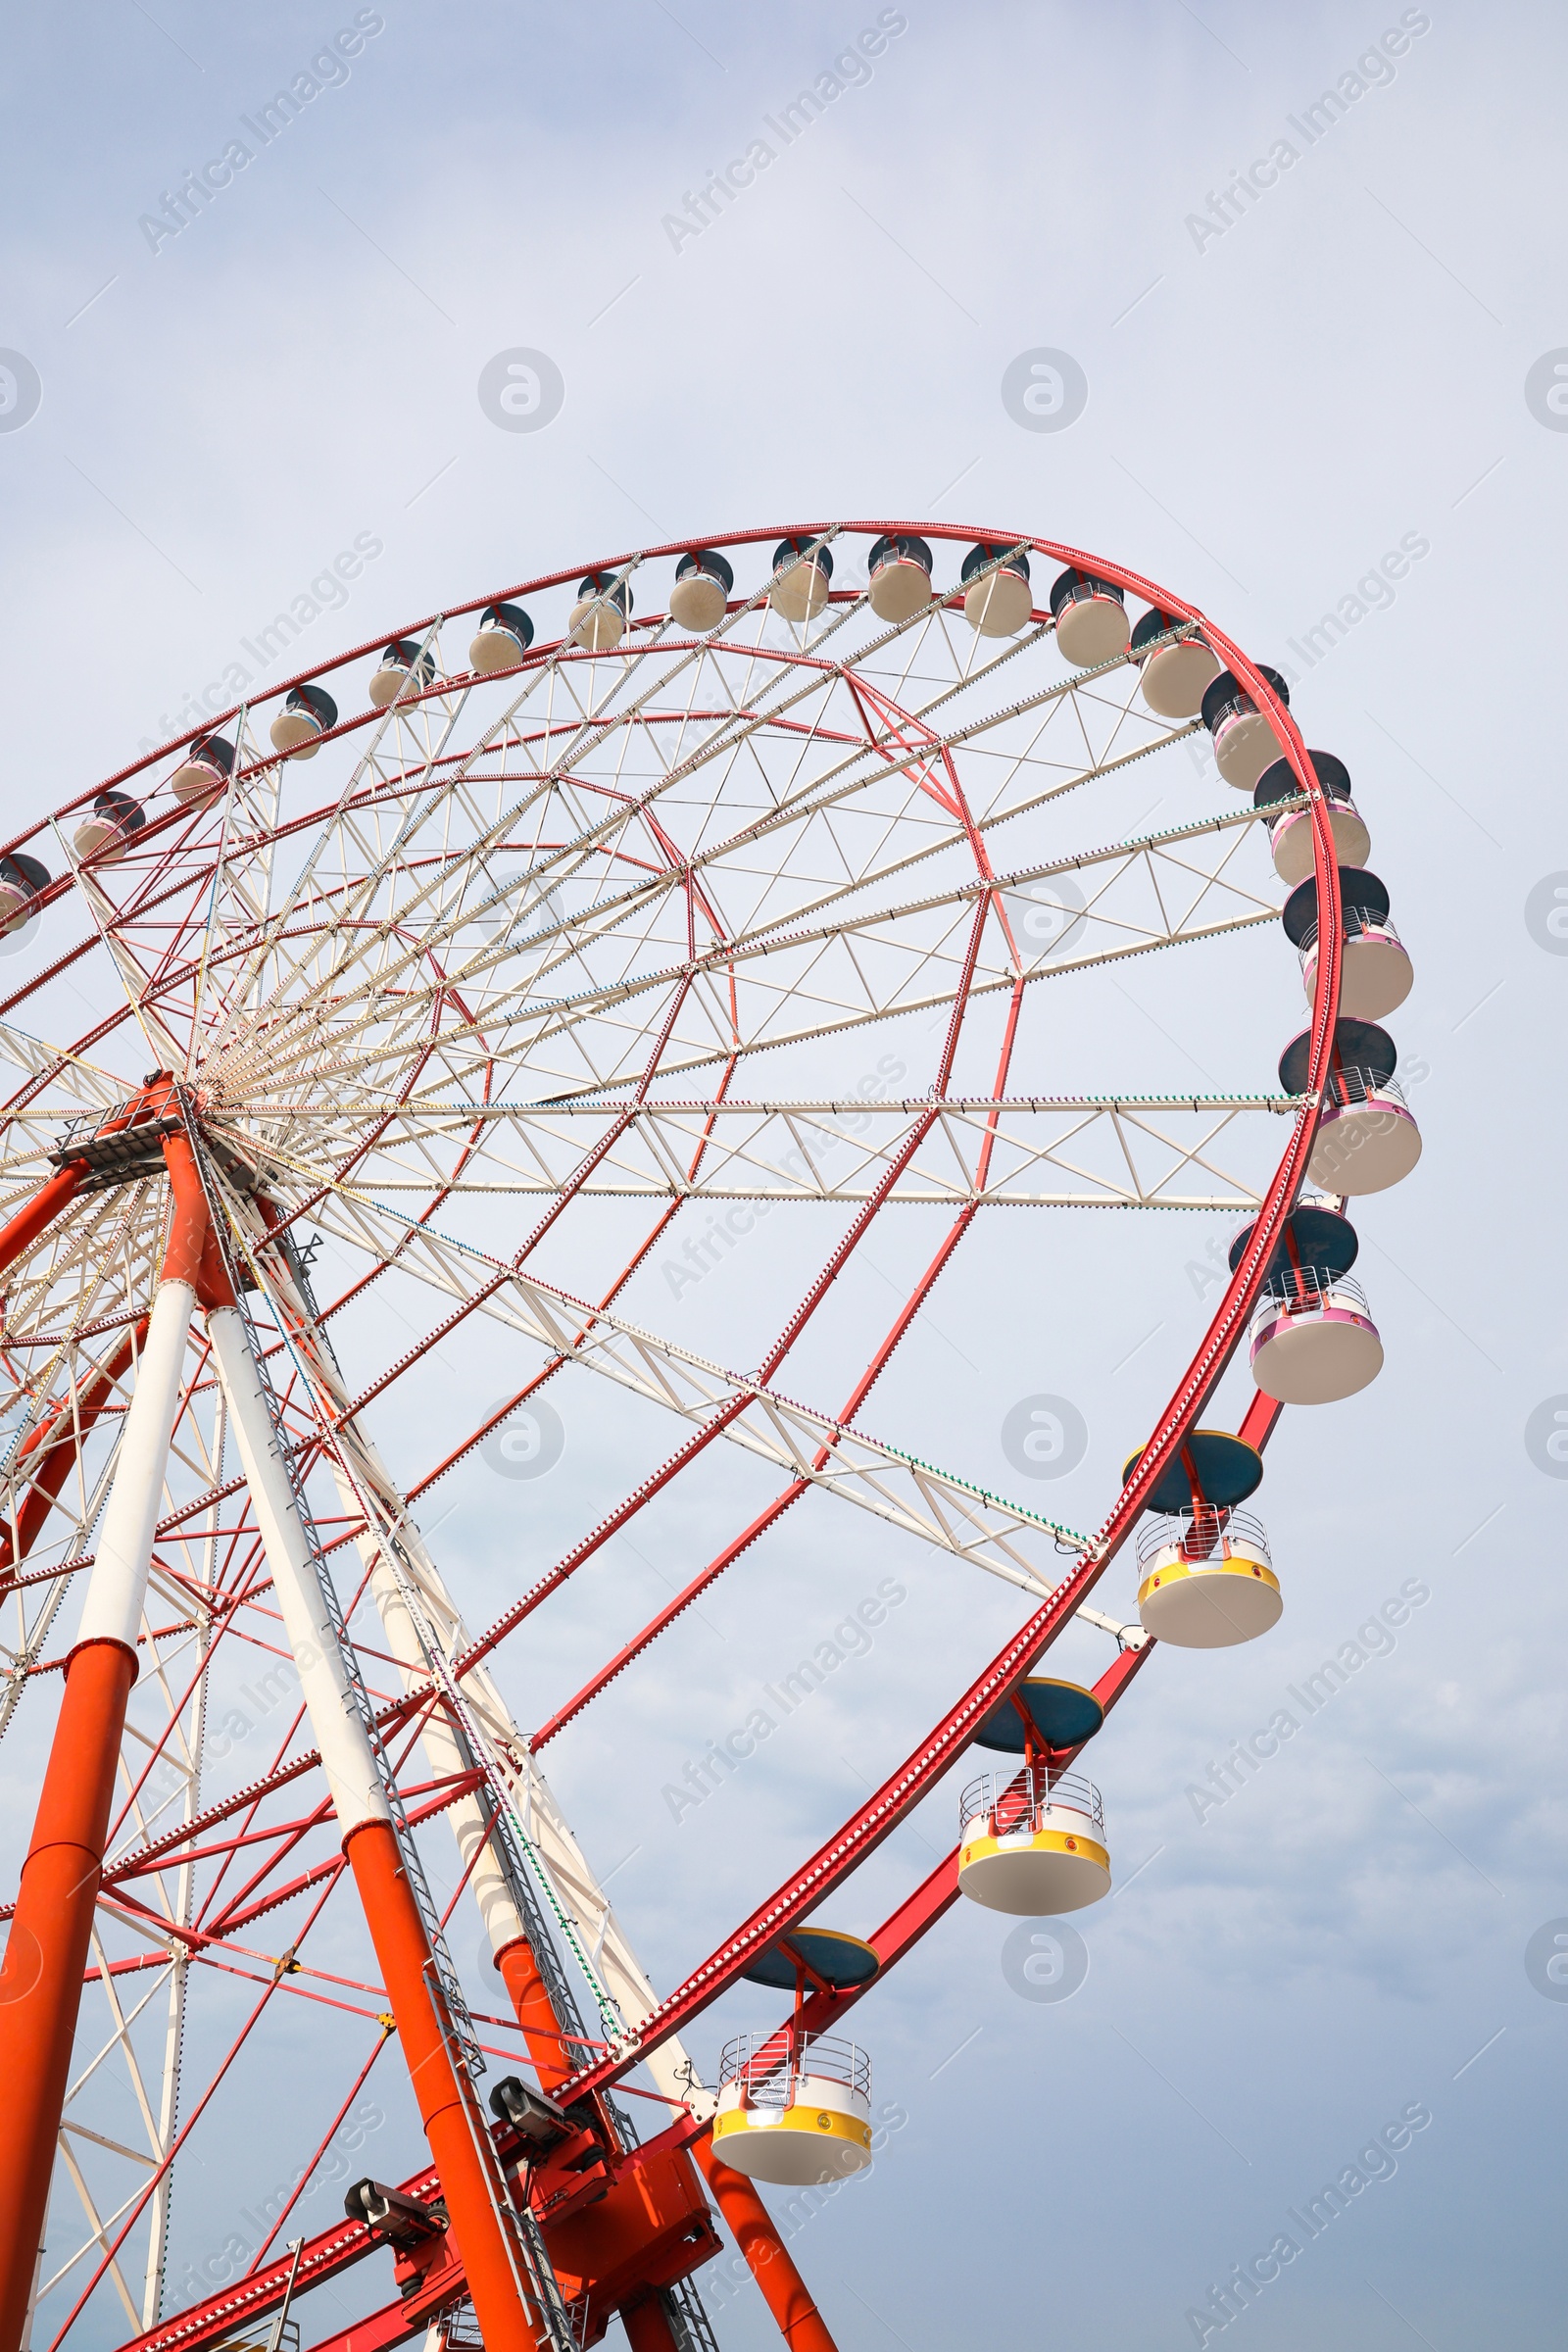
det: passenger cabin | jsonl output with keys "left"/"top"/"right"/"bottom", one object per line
{"left": 1050, "top": 565, "right": 1130, "bottom": 666}
{"left": 1201, "top": 663, "right": 1291, "bottom": 791}
{"left": 957, "top": 1677, "right": 1110, "bottom": 1913}
{"left": 1130, "top": 607, "right": 1220, "bottom": 717}
{"left": 568, "top": 573, "right": 633, "bottom": 650}
{"left": 269, "top": 684, "right": 338, "bottom": 759}
{"left": 73, "top": 791, "right": 145, "bottom": 863}
{"left": 368, "top": 640, "right": 436, "bottom": 709}
{"left": 1283, "top": 866, "right": 1412, "bottom": 1020}
{"left": 668, "top": 550, "right": 734, "bottom": 633}
{"left": 960, "top": 542, "right": 1032, "bottom": 636}
{"left": 1125, "top": 1429, "right": 1281, "bottom": 1648}
{"left": 468, "top": 602, "right": 535, "bottom": 674}
{"left": 712, "top": 1930, "right": 878, "bottom": 2186}
{"left": 768, "top": 537, "right": 833, "bottom": 622}
{"left": 0, "top": 852, "right": 49, "bottom": 933}
{"left": 865, "top": 533, "right": 934, "bottom": 623}
{"left": 1230, "top": 1203, "right": 1383, "bottom": 1406}
{"left": 169, "top": 733, "right": 235, "bottom": 808}
{"left": 1279, "top": 1018, "right": 1422, "bottom": 1195}
{"left": 1254, "top": 751, "right": 1370, "bottom": 886}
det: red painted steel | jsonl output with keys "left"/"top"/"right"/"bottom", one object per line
{"left": 1238, "top": 1390, "right": 1286, "bottom": 1450}
{"left": 0, "top": 1321, "right": 146, "bottom": 1586}
{"left": 0, "top": 1160, "right": 84, "bottom": 1277}
{"left": 551, "top": 634, "right": 1341, "bottom": 2111}
{"left": 0, "top": 1639, "right": 138, "bottom": 2352}
{"left": 0, "top": 1122, "right": 229, "bottom": 2352}
{"left": 299, "top": 2297, "right": 425, "bottom": 2352}
{"left": 339, "top": 1821, "right": 541, "bottom": 2352}
{"left": 0, "top": 526, "right": 1346, "bottom": 2352}
{"left": 496, "top": 1936, "right": 576, "bottom": 2092}
{"left": 620, "top": 2300, "right": 681, "bottom": 2352}
{"left": 695, "top": 2146, "right": 840, "bottom": 2352}
{"left": 110, "top": 1641, "right": 1155, "bottom": 2352}
{"left": 534, "top": 956, "right": 1027, "bottom": 1749}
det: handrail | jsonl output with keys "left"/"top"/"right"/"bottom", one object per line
{"left": 1252, "top": 1265, "right": 1370, "bottom": 1319}
{"left": 718, "top": 2032, "right": 869, "bottom": 2106}
{"left": 1298, "top": 906, "right": 1401, "bottom": 955}
{"left": 1324, "top": 1065, "right": 1407, "bottom": 1112}
{"left": 1135, "top": 1505, "right": 1271, "bottom": 1569}
{"left": 958, "top": 1765, "right": 1103, "bottom": 1838}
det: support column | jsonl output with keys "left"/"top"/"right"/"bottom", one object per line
{"left": 288, "top": 1340, "right": 703, "bottom": 2119}
{"left": 0, "top": 1320, "right": 148, "bottom": 1589}
{"left": 620, "top": 2295, "right": 682, "bottom": 2352}
{"left": 0, "top": 1643, "right": 133, "bottom": 2352}
{"left": 695, "top": 2144, "right": 841, "bottom": 2352}
{"left": 204, "top": 1304, "right": 547, "bottom": 2352}
{"left": 0, "top": 1159, "right": 84, "bottom": 1280}
{"left": 0, "top": 1143, "right": 205, "bottom": 2352}
{"left": 342, "top": 1819, "right": 552, "bottom": 2352}
{"left": 495, "top": 1936, "right": 575, "bottom": 2093}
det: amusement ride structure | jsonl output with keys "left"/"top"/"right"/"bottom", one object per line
{"left": 0, "top": 520, "right": 1415, "bottom": 2352}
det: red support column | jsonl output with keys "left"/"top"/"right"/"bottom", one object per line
{"left": 495, "top": 1936, "right": 576, "bottom": 2092}
{"left": 0, "top": 1641, "right": 136, "bottom": 2352}
{"left": 694, "top": 2144, "right": 840, "bottom": 2352}
{"left": 341, "top": 1824, "right": 551, "bottom": 2352}
{"left": 0, "top": 1160, "right": 84, "bottom": 1281}
{"left": 0, "top": 1320, "right": 148, "bottom": 1589}
{"left": 619, "top": 2297, "right": 682, "bottom": 2352}
{"left": 0, "top": 1316, "right": 150, "bottom": 2338}
{"left": 0, "top": 1132, "right": 209, "bottom": 2352}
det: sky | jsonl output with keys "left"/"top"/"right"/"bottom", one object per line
{"left": 2, "top": 4, "right": 1565, "bottom": 2350}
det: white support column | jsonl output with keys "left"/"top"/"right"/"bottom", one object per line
{"left": 325, "top": 1412, "right": 713, "bottom": 2122}
{"left": 337, "top": 1487, "right": 529, "bottom": 1956}
{"left": 204, "top": 1307, "right": 390, "bottom": 1837}
{"left": 231, "top": 1227, "right": 711, "bottom": 2121}
{"left": 74, "top": 1280, "right": 195, "bottom": 1655}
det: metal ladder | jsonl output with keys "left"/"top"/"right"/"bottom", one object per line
{"left": 200, "top": 1144, "right": 721, "bottom": 2351}
{"left": 188, "top": 1135, "right": 581, "bottom": 2352}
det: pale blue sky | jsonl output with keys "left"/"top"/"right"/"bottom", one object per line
{"left": 1, "top": 5, "right": 1563, "bottom": 2348}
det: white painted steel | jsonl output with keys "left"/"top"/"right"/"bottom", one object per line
{"left": 204, "top": 1305, "right": 392, "bottom": 1836}
{"left": 239, "top": 1224, "right": 714, "bottom": 2124}
{"left": 74, "top": 1279, "right": 196, "bottom": 1656}
{"left": 329, "top": 1426, "right": 714, "bottom": 2124}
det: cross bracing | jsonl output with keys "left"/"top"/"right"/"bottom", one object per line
{"left": 0, "top": 526, "right": 1329, "bottom": 2352}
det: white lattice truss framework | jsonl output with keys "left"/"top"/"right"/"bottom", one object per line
{"left": 0, "top": 532, "right": 1308, "bottom": 2345}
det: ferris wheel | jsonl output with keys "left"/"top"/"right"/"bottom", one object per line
{"left": 0, "top": 518, "right": 1418, "bottom": 2352}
